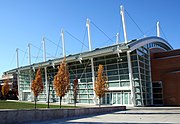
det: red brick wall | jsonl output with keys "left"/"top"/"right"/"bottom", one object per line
{"left": 162, "top": 72, "right": 180, "bottom": 105}
{"left": 151, "top": 49, "right": 180, "bottom": 105}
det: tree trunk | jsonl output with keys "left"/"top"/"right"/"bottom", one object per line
{"left": 99, "top": 98, "right": 101, "bottom": 107}
{"left": 74, "top": 97, "right": 76, "bottom": 107}
{"left": 60, "top": 96, "right": 62, "bottom": 108}
{"left": 74, "top": 94, "right": 76, "bottom": 107}
{"left": 35, "top": 97, "right": 37, "bottom": 109}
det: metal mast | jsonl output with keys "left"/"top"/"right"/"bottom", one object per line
{"left": 157, "top": 21, "right": 160, "bottom": 37}
{"left": 28, "top": 43, "right": 31, "bottom": 65}
{"left": 120, "top": 5, "right": 128, "bottom": 43}
{"left": 86, "top": 18, "right": 96, "bottom": 104}
{"left": 42, "top": 36, "right": 48, "bottom": 102}
{"left": 42, "top": 37, "right": 46, "bottom": 62}
{"left": 16, "top": 48, "right": 19, "bottom": 68}
{"left": 61, "top": 29, "right": 66, "bottom": 57}
{"left": 116, "top": 32, "right": 119, "bottom": 44}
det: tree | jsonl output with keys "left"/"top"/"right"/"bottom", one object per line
{"left": 94, "top": 64, "right": 108, "bottom": 107}
{"left": 1, "top": 79, "right": 10, "bottom": 99}
{"left": 31, "top": 67, "right": 44, "bottom": 109}
{"left": 73, "top": 77, "right": 78, "bottom": 107}
{"left": 53, "top": 57, "right": 70, "bottom": 108}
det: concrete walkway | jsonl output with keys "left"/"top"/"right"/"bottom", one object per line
{"left": 24, "top": 107, "right": 180, "bottom": 124}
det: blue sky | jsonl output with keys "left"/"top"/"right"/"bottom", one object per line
{"left": 0, "top": 0, "right": 180, "bottom": 76}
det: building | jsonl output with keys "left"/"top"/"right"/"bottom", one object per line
{"left": 2, "top": 6, "right": 179, "bottom": 107}
{"left": 3, "top": 36, "right": 173, "bottom": 106}
{"left": 151, "top": 49, "right": 180, "bottom": 106}
{"left": 0, "top": 73, "right": 18, "bottom": 100}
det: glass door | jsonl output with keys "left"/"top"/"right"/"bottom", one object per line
{"left": 102, "top": 93, "right": 112, "bottom": 105}
{"left": 112, "top": 91, "right": 132, "bottom": 105}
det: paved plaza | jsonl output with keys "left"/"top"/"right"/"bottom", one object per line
{"left": 24, "top": 107, "right": 180, "bottom": 124}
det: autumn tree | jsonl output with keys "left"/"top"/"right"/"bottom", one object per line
{"left": 31, "top": 67, "right": 44, "bottom": 109}
{"left": 73, "top": 77, "right": 78, "bottom": 107}
{"left": 94, "top": 64, "right": 108, "bottom": 107}
{"left": 1, "top": 79, "right": 10, "bottom": 99}
{"left": 53, "top": 57, "right": 70, "bottom": 108}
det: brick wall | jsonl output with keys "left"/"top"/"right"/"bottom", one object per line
{"left": 151, "top": 49, "right": 180, "bottom": 105}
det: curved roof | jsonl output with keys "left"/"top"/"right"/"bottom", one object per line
{"left": 128, "top": 36, "right": 173, "bottom": 51}
{"left": 4, "top": 36, "right": 173, "bottom": 74}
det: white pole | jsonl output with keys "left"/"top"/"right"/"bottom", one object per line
{"left": 127, "top": 51, "right": 135, "bottom": 106}
{"left": 16, "top": 48, "right": 21, "bottom": 100}
{"left": 28, "top": 43, "right": 33, "bottom": 101}
{"left": 86, "top": 18, "right": 96, "bottom": 104}
{"left": 61, "top": 29, "right": 66, "bottom": 57}
{"left": 42, "top": 37, "right": 46, "bottom": 62}
{"left": 86, "top": 19, "right": 92, "bottom": 51}
{"left": 42, "top": 36, "right": 48, "bottom": 102}
{"left": 157, "top": 21, "right": 160, "bottom": 37}
{"left": 120, "top": 5, "right": 128, "bottom": 43}
{"left": 116, "top": 32, "right": 119, "bottom": 44}
{"left": 16, "top": 48, "right": 19, "bottom": 68}
{"left": 28, "top": 43, "right": 31, "bottom": 65}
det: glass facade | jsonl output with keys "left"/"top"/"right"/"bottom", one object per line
{"left": 131, "top": 45, "right": 152, "bottom": 106}
{"left": 11, "top": 38, "right": 172, "bottom": 106}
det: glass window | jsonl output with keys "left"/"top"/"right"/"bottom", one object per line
{"left": 119, "top": 63, "right": 128, "bottom": 68}
{"left": 106, "top": 58, "right": 117, "bottom": 64}
{"left": 131, "top": 61, "right": 138, "bottom": 67}
{"left": 139, "top": 61, "right": 144, "bottom": 68}
{"left": 119, "top": 68, "right": 129, "bottom": 75}
{"left": 119, "top": 56, "right": 127, "bottom": 62}
{"left": 109, "top": 82, "right": 119, "bottom": 87}
{"left": 135, "top": 87, "right": 141, "bottom": 93}
{"left": 132, "top": 67, "right": 139, "bottom": 73}
{"left": 108, "top": 76, "right": 119, "bottom": 81}
{"left": 124, "top": 93, "right": 128, "bottom": 104}
{"left": 94, "top": 61, "right": 105, "bottom": 66}
{"left": 131, "top": 55, "right": 137, "bottom": 60}
{"left": 120, "top": 81, "right": 130, "bottom": 86}
{"left": 105, "top": 54, "right": 117, "bottom": 59}
{"left": 120, "top": 75, "right": 129, "bottom": 80}
{"left": 113, "top": 93, "right": 116, "bottom": 104}
{"left": 135, "top": 93, "right": 141, "bottom": 99}
{"left": 134, "top": 80, "right": 140, "bottom": 86}
{"left": 94, "top": 56, "right": 105, "bottom": 61}
{"left": 87, "top": 78, "right": 92, "bottom": 82}
{"left": 107, "top": 64, "right": 117, "bottom": 70}
{"left": 133, "top": 74, "right": 139, "bottom": 80}
{"left": 107, "top": 70, "right": 118, "bottom": 76}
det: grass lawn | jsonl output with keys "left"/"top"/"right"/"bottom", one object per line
{"left": 0, "top": 100, "right": 77, "bottom": 109}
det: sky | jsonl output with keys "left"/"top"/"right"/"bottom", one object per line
{"left": 0, "top": 0, "right": 180, "bottom": 76}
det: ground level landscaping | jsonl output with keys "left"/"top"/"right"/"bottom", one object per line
{"left": 0, "top": 100, "right": 76, "bottom": 109}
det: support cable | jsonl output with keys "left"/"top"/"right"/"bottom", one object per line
{"left": 65, "top": 31, "right": 89, "bottom": 49}
{"left": 160, "top": 26, "right": 167, "bottom": 40}
{"left": 32, "top": 44, "right": 43, "bottom": 62}
{"left": 68, "top": 65, "right": 77, "bottom": 77}
{"left": 10, "top": 51, "right": 16, "bottom": 68}
{"left": 81, "top": 28, "right": 87, "bottom": 53}
{"left": 45, "top": 37, "right": 71, "bottom": 55}
{"left": 54, "top": 37, "right": 61, "bottom": 58}
{"left": 91, "top": 21, "right": 114, "bottom": 43}
{"left": 31, "top": 43, "right": 55, "bottom": 61}
{"left": 124, "top": 9, "right": 145, "bottom": 37}
{"left": 138, "top": 25, "right": 155, "bottom": 38}
{"left": 79, "top": 60, "right": 90, "bottom": 79}
{"left": 100, "top": 35, "right": 116, "bottom": 47}
{"left": 20, "top": 48, "right": 28, "bottom": 65}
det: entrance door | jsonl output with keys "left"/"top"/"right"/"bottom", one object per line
{"left": 22, "top": 91, "right": 31, "bottom": 101}
{"left": 102, "top": 93, "right": 112, "bottom": 105}
{"left": 112, "top": 91, "right": 132, "bottom": 105}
